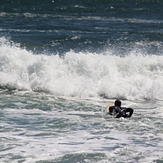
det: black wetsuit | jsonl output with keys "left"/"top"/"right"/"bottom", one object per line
{"left": 108, "top": 106, "right": 133, "bottom": 118}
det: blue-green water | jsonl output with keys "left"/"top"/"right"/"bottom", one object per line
{"left": 0, "top": 0, "right": 163, "bottom": 162}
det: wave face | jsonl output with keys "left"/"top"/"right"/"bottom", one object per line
{"left": 0, "top": 37, "right": 163, "bottom": 100}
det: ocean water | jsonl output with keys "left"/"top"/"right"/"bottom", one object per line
{"left": 0, "top": 0, "right": 163, "bottom": 162}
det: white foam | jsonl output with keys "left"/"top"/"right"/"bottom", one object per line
{"left": 0, "top": 37, "right": 163, "bottom": 100}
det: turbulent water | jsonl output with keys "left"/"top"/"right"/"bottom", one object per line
{"left": 0, "top": 0, "right": 163, "bottom": 162}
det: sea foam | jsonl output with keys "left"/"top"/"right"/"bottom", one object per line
{"left": 0, "top": 37, "right": 163, "bottom": 100}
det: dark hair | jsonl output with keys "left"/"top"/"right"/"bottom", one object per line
{"left": 115, "top": 99, "right": 121, "bottom": 107}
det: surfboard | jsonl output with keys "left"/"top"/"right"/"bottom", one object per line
{"left": 106, "top": 104, "right": 114, "bottom": 113}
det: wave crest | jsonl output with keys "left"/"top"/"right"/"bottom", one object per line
{"left": 0, "top": 37, "right": 163, "bottom": 100}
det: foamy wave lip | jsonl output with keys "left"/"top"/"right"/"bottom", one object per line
{"left": 0, "top": 37, "right": 163, "bottom": 100}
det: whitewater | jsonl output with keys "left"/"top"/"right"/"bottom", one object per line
{"left": 0, "top": 37, "right": 163, "bottom": 101}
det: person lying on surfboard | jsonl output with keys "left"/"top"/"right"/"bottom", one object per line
{"left": 106, "top": 99, "right": 134, "bottom": 118}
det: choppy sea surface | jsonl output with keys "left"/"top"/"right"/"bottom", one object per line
{"left": 0, "top": 0, "right": 163, "bottom": 162}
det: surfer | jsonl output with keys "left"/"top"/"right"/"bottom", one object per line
{"left": 108, "top": 99, "right": 134, "bottom": 118}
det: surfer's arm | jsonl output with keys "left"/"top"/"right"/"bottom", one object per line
{"left": 125, "top": 108, "right": 134, "bottom": 117}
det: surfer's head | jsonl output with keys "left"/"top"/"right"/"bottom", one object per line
{"left": 115, "top": 99, "right": 121, "bottom": 107}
